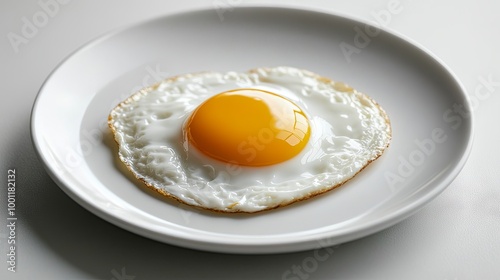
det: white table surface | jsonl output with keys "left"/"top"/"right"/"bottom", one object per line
{"left": 1, "top": 0, "right": 499, "bottom": 279}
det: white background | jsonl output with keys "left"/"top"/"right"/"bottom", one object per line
{"left": 1, "top": 0, "right": 499, "bottom": 279}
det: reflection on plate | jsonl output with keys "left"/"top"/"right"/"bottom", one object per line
{"left": 31, "top": 6, "right": 473, "bottom": 254}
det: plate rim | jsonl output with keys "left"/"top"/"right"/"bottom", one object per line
{"left": 30, "top": 4, "right": 474, "bottom": 254}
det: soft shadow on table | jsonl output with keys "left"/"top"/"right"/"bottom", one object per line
{"left": 13, "top": 127, "right": 453, "bottom": 280}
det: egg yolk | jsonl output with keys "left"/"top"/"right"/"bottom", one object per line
{"left": 185, "top": 89, "right": 311, "bottom": 166}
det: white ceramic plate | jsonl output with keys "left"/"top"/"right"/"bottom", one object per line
{"left": 31, "top": 6, "right": 473, "bottom": 254}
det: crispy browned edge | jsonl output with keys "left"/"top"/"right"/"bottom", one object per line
{"left": 107, "top": 67, "right": 392, "bottom": 214}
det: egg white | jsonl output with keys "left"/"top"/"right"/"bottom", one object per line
{"left": 108, "top": 67, "right": 391, "bottom": 213}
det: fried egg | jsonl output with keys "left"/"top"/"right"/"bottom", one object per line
{"left": 108, "top": 67, "right": 391, "bottom": 213}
